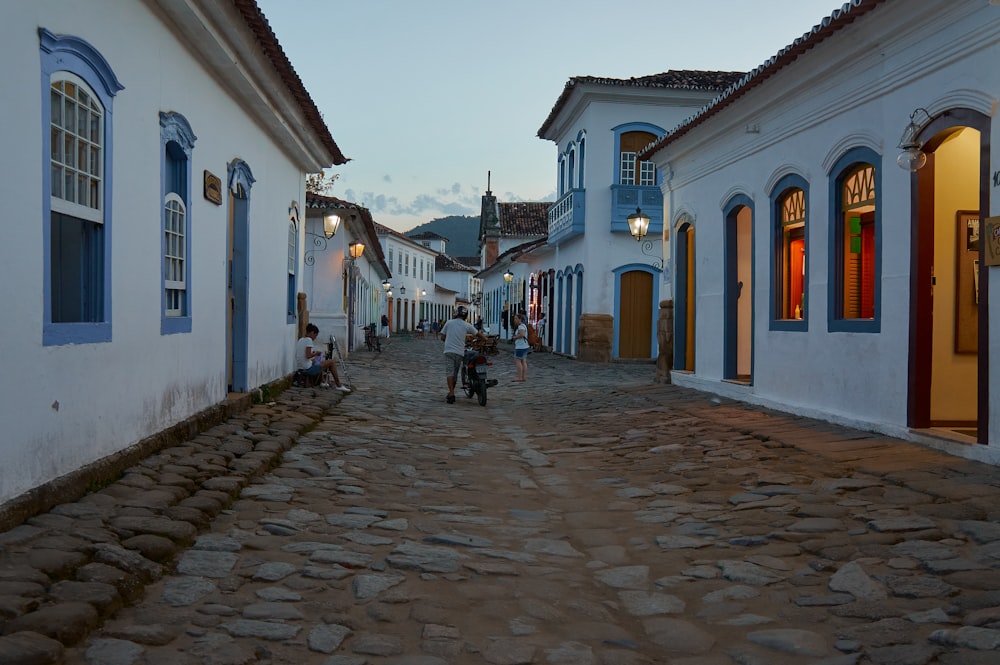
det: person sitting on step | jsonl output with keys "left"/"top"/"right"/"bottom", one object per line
{"left": 296, "top": 323, "right": 350, "bottom": 392}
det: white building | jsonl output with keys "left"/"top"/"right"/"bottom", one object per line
{"left": 476, "top": 193, "right": 550, "bottom": 340}
{"left": 644, "top": 0, "right": 999, "bottom": 459}
{"left": 304, "top": 194, "right": 390, "bottom": 353}
{"left": 524, "top": 71, "right": 743, "bottom": 361}
{"left": 1, "top": 0, "right": 346, "bottom": 522}
{"left": 375, "top": 224, "right": 454, "bottom": 331}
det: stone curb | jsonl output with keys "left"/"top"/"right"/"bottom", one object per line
{"left": 0, "top": 384, "right": 345, "bottom": 664}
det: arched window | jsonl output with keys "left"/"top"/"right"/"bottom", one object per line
{"left": 839, "top": 165, "right": 875, "bottom": 318}
{"left": 771, "top": 175, "right": 808, "bottom": 327}
{"left": 829, "top": 147, "right": 881, "bottom": 333}
{"left": 41, "top": 29, "right": 123, "bottom": 345}
{"left": 160, "top": 111, "right": 196, "bottom": 333}
{"left": 287, "top": 214, "right": 297, "bottom": 321}
{"left": 619, "top": 130, "right": 657, "bottom": 186}
{"left": 164, "top": 192, "right": 187, "bottom": 317}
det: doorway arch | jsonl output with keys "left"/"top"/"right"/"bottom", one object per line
{"left": 674, "top": 217, "right": 696, "bottom": 371}
{"left": 908, "top": 108, "right": 989, "bottom": 443}
{"left": 724, "top": 195, "right": 754, "bottom": 382}
{"left": 614, "top": 264, "right": 659, "bottom": 359}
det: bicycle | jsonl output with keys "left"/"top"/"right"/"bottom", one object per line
{"left": 364, "top": 323, "right": 381, "bottom": 352}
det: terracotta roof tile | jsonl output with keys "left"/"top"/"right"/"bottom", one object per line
{"left": 436, "top": 254, "right": 476, "bottom": 272}
{"left": 233, "top": 0, "right": 348, "bottom": 165}
{"left": 499, "top": 202, "right": 551, "bottom": 238}
{"left": 304, "top": 193, "right": 387, "bottom": 272}
{"left": 640, "top": 0, "right": 888, "bottom": 159}
{"left": 538, "top": 70, "right": 745, "bottom": 138}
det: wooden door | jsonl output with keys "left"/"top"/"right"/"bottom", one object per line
{"left": 619, "top": 270, "right": 652, "bottom": 358}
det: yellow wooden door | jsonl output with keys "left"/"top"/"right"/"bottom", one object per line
{"left": 619, "top": 271, "right": 652, "bottom": 358}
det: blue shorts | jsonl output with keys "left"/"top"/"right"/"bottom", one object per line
{"left": 304, "top": 364, "right": 323, "bottom": 376}
{"left": 514, "top": 348, "right": 529, "bottom": 359}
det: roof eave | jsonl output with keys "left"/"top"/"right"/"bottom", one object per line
{"left": 148, "top": 0, "right": 348, "bottom": 170}
{"left": 640, "top": 0, "right": 889, "bottom": 160}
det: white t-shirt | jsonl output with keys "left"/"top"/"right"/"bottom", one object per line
{"left": 295, "top": 336, "right": 316, "bottom": 370}
{"left": 441, "top": 318, "right": 477, "bottom": 355}
{"left": 514, "top": 323, "right": 529, "bottom": 350}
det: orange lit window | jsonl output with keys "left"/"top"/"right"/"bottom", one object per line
{"left": 779, "top": 188, "right": 806, "bottom": 319}
{"left": 839, "top": 165, "right": 875, "bottom": 319}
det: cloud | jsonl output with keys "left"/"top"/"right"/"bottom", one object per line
{"left": 343, "top": 179, "right": 551, "bottom": 225}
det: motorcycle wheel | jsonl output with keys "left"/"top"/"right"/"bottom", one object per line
{"left": 477, "top": 381, "right": 487, "bottom": 406}
{"left": 463, "top": 369, "right": 475, "bottom": 398}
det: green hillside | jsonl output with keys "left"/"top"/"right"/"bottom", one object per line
{"left": 405, "top": 215, "right": 480, "bottom": 258}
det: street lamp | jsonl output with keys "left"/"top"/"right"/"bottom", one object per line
{"left": 382, "top": 279, "right": 391, "bottom": 291}
{"left": 345, "top": 241, "right": 365, "bottom": 351}
{"left": 896, "top": 107, "right": 931, "bottom": 172}
{"left": 626, "top": 207, "right": 664, "bottom": 270}
{"left": 322, "top": 214, "right": 342, "bottom": 239}
{"left": 304, "top": 213, "right": 342, "bottom": 265}
{"left": 627, "top": 207, "right": 651, "bottom": 241}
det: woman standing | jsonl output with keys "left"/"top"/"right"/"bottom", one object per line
{"left": 512, "top": 312, "right": 529, "bottom": 382}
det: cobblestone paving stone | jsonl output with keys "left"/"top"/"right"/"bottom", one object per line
{"left": 2, "top": 336, "right": 1000, "bottom": 664}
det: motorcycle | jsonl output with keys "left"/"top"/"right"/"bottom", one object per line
{"left": 461, "top": 346, "right": 498, "bottom": 406}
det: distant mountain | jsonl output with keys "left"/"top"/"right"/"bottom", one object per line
{"left": 405, "top": 215, "right": 480, "bottom": 258}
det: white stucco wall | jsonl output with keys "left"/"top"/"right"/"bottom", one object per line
{"left": 1, "top": 1, "right": 322, "bottom": 505}
{"left": 536, "top": 92, "right": 717, "bottom": 337}
{"left": 652, "top": 0, "right": 999, "bottom": 445}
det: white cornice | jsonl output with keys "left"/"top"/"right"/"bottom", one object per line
{"left": 146, "top": 0, "right": 333, "bottom": 170}
{"left": 654, "top": 0, "right": 1000, "bottom": 191}
{"left": 821, "top": 132, "right": 884, "bottom": 174}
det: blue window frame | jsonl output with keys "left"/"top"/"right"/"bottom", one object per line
{"left": 770, "top": 174, "right": 809, "bottom": 331}
{"left": 40, "top": 29, "right": 123, "bottom": 345}
{"left": 612, "top": 122, "right": 663, "bottom": 186}
{"left": 160, "top": 112, "right": 196, "bottom": 334}
{"left": 287, "top": 203, "right": 299, "bottom": 323}
{"left": 828, "top": 147, "right": 881, "bottom": 333}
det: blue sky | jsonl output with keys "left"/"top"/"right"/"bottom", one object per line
{"left": 258, "top": 0, "right": 842, "bottom": 232}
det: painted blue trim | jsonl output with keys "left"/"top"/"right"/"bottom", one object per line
{"left": 674, "top": 226, "right": 692, "bottom": 370}
{"left": 553, "top": 274, "right": 563, "bottom": 353}
{"left": 38, "top": 29, "right": 124, "bottom": 97}
{"left": 40, "top": 30, "right": 122, "bottom": 346}
{"left": 827, "top": 147, "right": 881, "bottom": 334}
{"left": 286, "top": 222, "right": 298, "bottom": 325}
{"left": 563, "top": 273, "right": 573, "bottom": 354}
{"left": 769, "top": 174, "right": 809, "bottom": 332}
{"left": 574, "top": 268, "right": 584, "bottom": 357}
{"left": 612, "top": 263, "right": 661, "bottom": 359}
{"left": 286, "top": 202, "right": 299, "bottom": 325}
{"left": 610, "top": 185, "right": 663, "bottom": 235}
{"left": 576, "top": 132, "right": 586, "bottom": 189}
{"left": 547, "top": 189, "right": 586, "bottom": 245}
{"left": 228, "top": 159, "right": 254, "bottom": 392}
{"left": 228, "top": 159, "right": 256, "bottom": 194}
{"left": 160, "top": 112, "right": 196, "bottom": 335}
{"left": 723, "top": 194, "right": 755, "bottom": 379}
{"left": 611, "top": 122, "right": 665, "bottom": 185}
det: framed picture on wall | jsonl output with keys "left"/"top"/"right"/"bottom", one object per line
{"left": 955, "top": 210, "right": 979, "bottom": 353}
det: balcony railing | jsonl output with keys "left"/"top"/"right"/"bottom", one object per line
{"left": 610, "top": 185, "right": 663, "bottom": 235}
{"left": 547, "top": 188, "right": 585, "bottom": 245}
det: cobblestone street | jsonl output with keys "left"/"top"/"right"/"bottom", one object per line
{"left": 3, "top": 335, "right": 1000, "bottom": 664}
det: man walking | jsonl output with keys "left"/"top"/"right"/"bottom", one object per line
{"left": 439, "top": 306, "right": 479, "bottom": 404}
